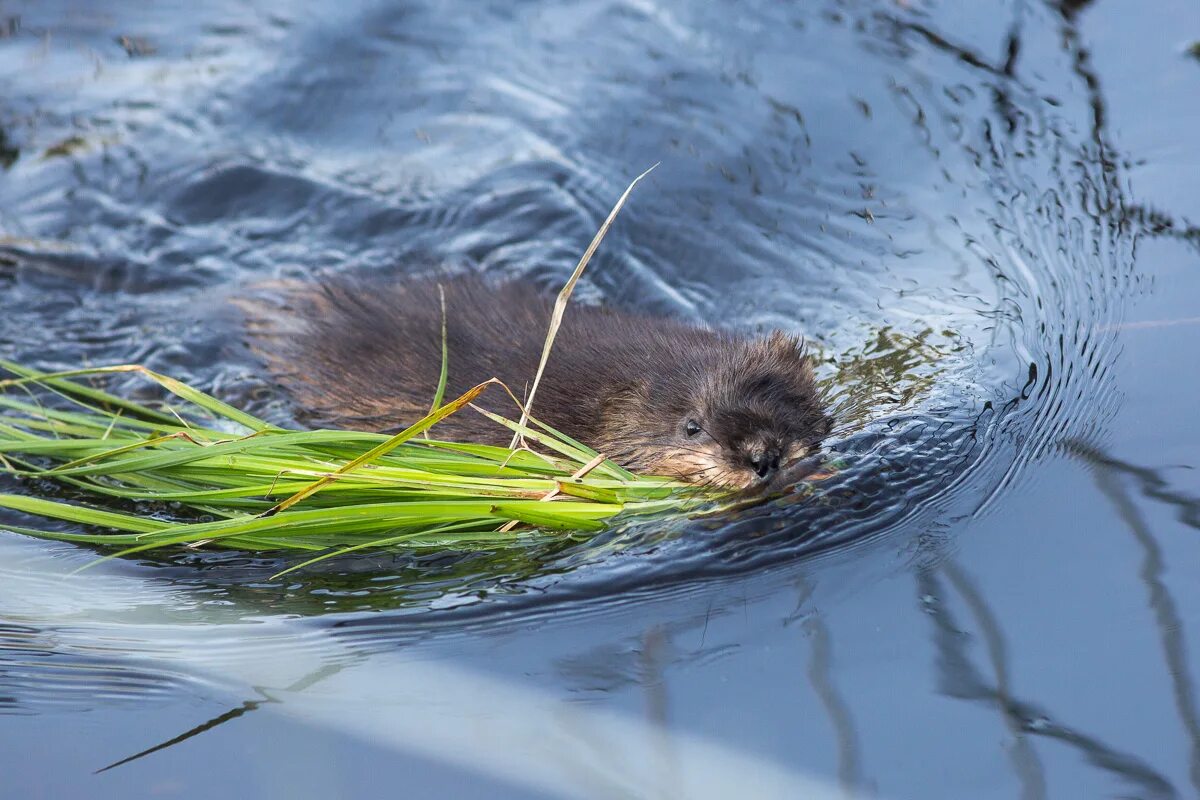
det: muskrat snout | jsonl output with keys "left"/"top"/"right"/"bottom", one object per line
{"left": 747, "top": 445, "right": 783, "bottom": 482}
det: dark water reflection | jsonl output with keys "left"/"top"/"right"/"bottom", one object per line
{"left": 2, "top": 0, "right": 1200, "bottom": 797}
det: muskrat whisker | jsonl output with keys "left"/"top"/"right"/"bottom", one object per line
{"left": 699, "top": 473, "right": 734, "bottom": 493}
{"left": 671, "top": 466, "right": 720, "bottom": 481}
{"left": 663, "top": 462, "right": 723, "bottom": 482}
{"left": 667, "top": 445, "right": 723, "bottom": 458}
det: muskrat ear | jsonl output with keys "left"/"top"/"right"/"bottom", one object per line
{"left": 596, "top": 379, "right": 651, "bottom": 441}
{"left": 599, "top": 379, "right": 649, "bottom": 412}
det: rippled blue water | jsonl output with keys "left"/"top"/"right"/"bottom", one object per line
{"left": 2, "top": 0, "right": 1199, "bottom": 797}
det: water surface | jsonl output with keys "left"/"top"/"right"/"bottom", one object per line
{"left": 2, "top": 0, "right": 1199, "bottom": 797}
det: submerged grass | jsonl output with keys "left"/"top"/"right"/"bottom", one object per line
{"left": 0, "top": 359, "right": 690, "bottom": 575}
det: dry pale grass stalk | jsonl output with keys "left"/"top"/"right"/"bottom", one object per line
{"left": 510, "top": 163, "right": 659, "bottom": 448}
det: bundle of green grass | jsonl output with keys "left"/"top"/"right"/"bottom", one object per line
{"left": 0, "top": 359, "right": 687, "bottom": 575}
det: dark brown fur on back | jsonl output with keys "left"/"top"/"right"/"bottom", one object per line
{"left": 239, "top": 274, "right": 831, "bottom": 487}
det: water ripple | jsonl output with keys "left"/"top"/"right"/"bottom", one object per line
{"left": 0, "top": 0, "right": 1146, "bottom": 619}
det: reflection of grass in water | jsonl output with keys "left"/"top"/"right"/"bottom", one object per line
{"left": 0, "top": 126, "right": 18, "bottom": 169}
{"left": 817, "top": 326, "right": 965, "bottom": 426}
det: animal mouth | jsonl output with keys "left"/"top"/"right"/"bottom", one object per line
{"left": 646, "top": 444, "right": 826, "bottom": 491}
{"left": 747, "top": 446, "right": 782, "bottom": 481}
{"left": 739, "top": 454, "right": 825, "bottom": 494}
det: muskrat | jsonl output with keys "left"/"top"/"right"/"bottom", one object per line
{"left": 239, "top": 274, "right": 831, "bottom": 489}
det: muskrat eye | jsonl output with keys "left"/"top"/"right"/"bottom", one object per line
{"left": 684, "top": 419, "right": 702, "bottom": 437}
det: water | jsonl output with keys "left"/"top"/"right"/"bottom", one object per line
{"left": 2, "top": 0, "right": 1199, "bottom": 797}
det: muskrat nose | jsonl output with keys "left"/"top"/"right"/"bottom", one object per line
{"left": 749, "top": 447, "right": 781, "bottom": 480}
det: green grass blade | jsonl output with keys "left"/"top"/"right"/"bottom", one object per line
{"left": 0, "top": 493, "right": 171, "bottom": 533}
{"left": 0, "top": 363, "right": 272, "bottom": 432}
{"left": 265, "top": 379, "right": 499, "bottom": 514}
{"left": 0, "top": 359, "right": 180, "bottom": 425}
{"left": 426, "top": 283, "right": 450, "bottom": 421}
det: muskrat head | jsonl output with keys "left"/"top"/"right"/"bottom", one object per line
{"left": 601, "top": 332, "right": 832, "bottom": 490}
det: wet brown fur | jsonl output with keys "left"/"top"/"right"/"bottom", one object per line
{"left": 237, "top": 274, "right": 831, "bottom": 488}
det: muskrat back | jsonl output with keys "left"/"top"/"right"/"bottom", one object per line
{"left": 240, "top": 274, "right": 831, "bottom": 488}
